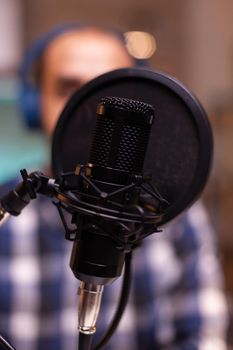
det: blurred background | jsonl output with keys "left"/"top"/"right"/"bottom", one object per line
{"left": 0, "top": 0, "right": 233, "bottom": 347}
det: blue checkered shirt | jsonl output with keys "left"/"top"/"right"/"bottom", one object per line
{"left": 0, "top": 181, "right": 228, "bottom": 350}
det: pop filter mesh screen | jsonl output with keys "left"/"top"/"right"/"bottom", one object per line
{"left": 52, "top": 69, "right": 212, "bottom": 225}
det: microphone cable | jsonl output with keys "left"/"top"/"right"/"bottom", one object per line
{"left": 78, "top": 333, "right": 93, "bottom": 350}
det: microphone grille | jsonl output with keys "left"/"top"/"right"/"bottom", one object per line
{"left": 89, "top": 96, "right": 154, "bottom": 174}
{"left": 100, "top": 96, "right": 154, "bottom": 117}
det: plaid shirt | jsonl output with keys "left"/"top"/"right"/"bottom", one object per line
{"left": 0, "top": 182, "right": 228, "bottom": 350}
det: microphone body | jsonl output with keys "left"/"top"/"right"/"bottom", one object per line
{"left": 70, "top": 97, "right": 155, "bottom": 285}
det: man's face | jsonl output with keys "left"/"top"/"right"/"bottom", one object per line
{"left": 40, "top": 28, "right": 134, "bottom": 136}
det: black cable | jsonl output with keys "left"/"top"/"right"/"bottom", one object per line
{"left": 0, "top": 335, "right": 16, "bottom": 350}
{"left": 93, "top": 251, "right": 132, "bottom": 350}
{"left": 78, "top": 333, "right": 93, "bottom": 350}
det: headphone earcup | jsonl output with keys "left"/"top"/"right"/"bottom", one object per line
{"left": 18, "top": 23, "right": 81, "bottom": 130}
{"left": 19, "top": 84, "right": 40, "bottom": 129}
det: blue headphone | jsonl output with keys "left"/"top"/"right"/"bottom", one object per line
{"left": 19, "top": 23, "right": 147, "bottom": 129}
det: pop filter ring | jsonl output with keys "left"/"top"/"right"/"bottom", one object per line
{"left": 52, "top": 68, "right": 213, "bottom": 226}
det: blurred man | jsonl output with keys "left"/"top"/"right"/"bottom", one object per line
{"left": 38, "top": 27, "right": 134, "bottom": 135}
{"left": 0, "top": 25, "right": 228, "bottom": 350}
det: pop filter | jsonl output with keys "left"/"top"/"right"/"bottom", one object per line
{"left": 52, "top": 68, "right": 212, "bottom": 226}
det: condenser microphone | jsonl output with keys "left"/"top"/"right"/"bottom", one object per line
{"left": 70, "top": 96, "right": 155, "bottom": 285}
{"left": 61, "top": 96, "right": 164, "bottom": 340}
